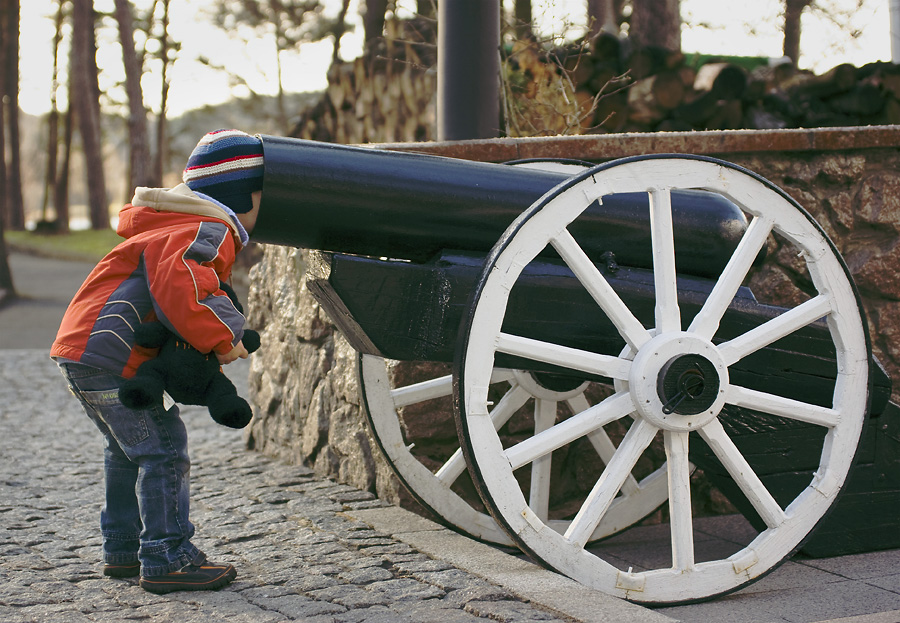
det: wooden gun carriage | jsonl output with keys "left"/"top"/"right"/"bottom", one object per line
{"left": 251, "top": 136, "right": 899, "bottom": 605}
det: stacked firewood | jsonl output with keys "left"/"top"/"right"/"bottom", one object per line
{"left": 291, "top": 18, "right": 438, "bottom": 144}
{"left": 542, "top": 33, "right": 900, "bottom": 134}
{"left": 293, "top": 22, "right": 900, "bottom": 142}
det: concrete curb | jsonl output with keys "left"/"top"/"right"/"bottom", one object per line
{"left": 816, "top": 613, "right": 900, "bottom": 623}
{"left": 347, "top": 506, "right": 675, "bottom": 623}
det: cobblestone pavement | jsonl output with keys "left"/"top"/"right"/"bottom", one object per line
{"left": 0, "top": 350, "right": 577, "bottom": 623}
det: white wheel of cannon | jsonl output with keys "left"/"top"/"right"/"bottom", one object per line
{"left": 455, "top": 155, "right": 871, "bottom": 604}
{"left": 359, "top": 354, "right": 669, "bottom": 545}
{"left": 358, "top": 159, "right": 668, "bottom": 546}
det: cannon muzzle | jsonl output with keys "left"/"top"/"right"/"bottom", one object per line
{"left": 254, "top": 136, "right": 753, "bottom": 279}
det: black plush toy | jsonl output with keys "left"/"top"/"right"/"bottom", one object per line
{"left": 119, "top": 281, "right": 261, "bottom": 429}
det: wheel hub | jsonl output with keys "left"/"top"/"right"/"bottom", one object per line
{"left": 657, "top": 355, "right": 721, "bottom": 416}
{"left": 629, "top": 332, "right": 728, "bottom": 431}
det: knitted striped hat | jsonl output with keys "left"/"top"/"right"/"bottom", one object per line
{"left": 183, "top": 129, "right": 264, "bottom": 214}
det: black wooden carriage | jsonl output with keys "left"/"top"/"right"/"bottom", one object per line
{"left": 251, "top": 136, "right": 899, "bottom": 605}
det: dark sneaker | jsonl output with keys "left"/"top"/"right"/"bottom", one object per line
{"left": 103, "top": 561, "right": 141, "bottom": 578}
{"left": 139, "top": 554, "right": 236, "bottom": 594}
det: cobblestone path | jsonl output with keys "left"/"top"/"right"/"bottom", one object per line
{"left": 0, "top": 350, "right": 573, "bottom": 623}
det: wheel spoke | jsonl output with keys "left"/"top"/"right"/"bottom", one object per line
{"left": 529, "top": 399, "right": 558, "bottom": 521}
{"left": 688, "top": 215, "right": 775, "bottom": 340}
{"left": 392, "top": 368, "right": 515, "bottom": 408}
{"left": 717, "top": 295, "right": 833, "bottom": 366}
{"left": 664, "top": 430, "right": 694, "bottom": 571}
{"left": 436, "top": 383, "right": 531, "bottom": 485}
{"left": 700, "top": 419, "right": 787, "bottom": 529}
{"left": 433, "top": 448, "right": 466, "bottom": 486}
{"left": 504, "top": 391, "right": 635, "bottom": 471}
{"left": 586, "top": 427, "right": 642, "bottom": 496}
{"left": 566, "top": 393, "right": 648, "bottom": 497}
{"left": 725, "top": 385, "right": 839, "bottom": 428}
{"left": 569, "top": 393, "right": 643, "bottom": 499}
{"left": 391, "top": 374, "right": 453, "bottom": 408}
{"left": 564, "top": 418, "right": 658, "bottom": 547}
{"left": 497, "top": 333, "right": 631, "bottom": 380}
{"left": 650, "top": 188, "right": 681, "bottom": 334}
{"left": 551, "top": 229, "right": 652, "bottom": 352}
{"left": 565, "top": 393, "right": 591, "bottom": 416}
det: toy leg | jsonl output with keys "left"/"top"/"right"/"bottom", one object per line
{"left": 205, "top": 373, "right": 253, "bottom": 429}
{"left": 119, "top": 360, "right": 167, "bottom": 409}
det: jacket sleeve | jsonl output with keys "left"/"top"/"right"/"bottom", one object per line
{"left": 142, "top": 221, "right": 245, "bottom": 355}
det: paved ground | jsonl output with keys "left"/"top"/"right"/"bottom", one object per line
{"left": 2, "top": 250, "right": 900, "bottom": 623}
{"left": 0, "top": 253, "right": 95, "bottom": 350}
{"left": 3, "top": 350, "right": 633, "bottom": 623}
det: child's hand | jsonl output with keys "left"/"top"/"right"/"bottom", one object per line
{"left": 217, "top": 341, "right": 249, "bottom": 364}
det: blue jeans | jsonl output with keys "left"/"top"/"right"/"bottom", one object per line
{"left": 59, "top": 362, "right": 201, "bottom": 577}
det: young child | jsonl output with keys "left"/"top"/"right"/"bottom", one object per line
{"left": 51, "top": 129, "right": 264, "bottom": 594}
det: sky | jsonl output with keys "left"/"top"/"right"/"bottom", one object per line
{"left": 18, "top": 0, "right": 893, "bottom": 118}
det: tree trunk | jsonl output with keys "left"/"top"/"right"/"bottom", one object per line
{"left": 42, "top": 110, "right": 59, "bottom": 223}
{"left": 783, "top": 0, "right": 812, "bottom": 65}
{"left": 0, "top": 212, "right": 14, "bottom": 300}
{"left": 416, "top": 0, "right": 434, "bottom": 17}
{"left": 154, "top": 0, "right": 169, "bottom": 186}
{"left": 363, "top": 0, "right": 387, "bottom": 45}
{"left": 114, "top": 0, "right": 152, "bottom": 192}
{"left": 42, "top": 0, "right": 66, "bottom": 226}
{"left": 0, "top": 0, "right": 10, "bottom": 298}
{"left": 71, "top": 0, "right": 108, "bottom": 230}
{"left": 55, "top": 102, "right": 73, "bottom": 233}
{"left": 513, "top": 0, "right": 532, "bottom": 39}
{"left": 332, "top": 0, "right": 351, "bottom": 63}
{"left": 587, "top": 0, "right": 620, "bottom": 37}
{"left": 3, "top": 0, "right": 23, "bottom": 231}
{"left": 271, "top": 19, "right": 288, "bottom": 133}
{"left": 630, "top": 0, "right": 681, "bottom": 52}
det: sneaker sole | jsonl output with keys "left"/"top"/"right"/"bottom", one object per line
{"left": 140, "top": 566, "right": 237, "bottom": 594}
{"left": 103, "top": 563, "right": 141, "bottom": 578}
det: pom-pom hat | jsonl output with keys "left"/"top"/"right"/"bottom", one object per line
{"left": 183, "top": 129, "right": 264, "bottom": 214}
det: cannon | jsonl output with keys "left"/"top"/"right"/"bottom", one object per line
{"left": 251, "top": 136, "right": 896, "bottom": 605}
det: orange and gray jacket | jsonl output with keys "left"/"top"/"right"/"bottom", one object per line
{"left": 51, "top": 184, "right": 247, "bottom": 378}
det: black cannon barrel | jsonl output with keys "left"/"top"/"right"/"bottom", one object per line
{"left": 254, "top": 136, "right": 753, "bottom": 279}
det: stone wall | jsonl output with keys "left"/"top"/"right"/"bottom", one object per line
{"left": 244, "top": 127, "right": 900, "bottom": 514}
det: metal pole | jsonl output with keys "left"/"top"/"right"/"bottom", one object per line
{"left": 437, "top": 0, "right": 501, "bottom": 141}
{"left": 891, "top": 0, "right": 900, "bottom": 63}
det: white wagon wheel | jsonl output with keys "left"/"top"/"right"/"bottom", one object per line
{"left": 358, "top": 160, "right": 669, "bottom": 547}
{"left": 359, "top": 356, "right": 670, "bottom": 546}
{"left": 455, "top": 155, "right": 871, "bottom": 604}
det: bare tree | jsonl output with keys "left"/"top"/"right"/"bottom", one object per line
{"left": 331, "top": 0, "right": 351, "bottom": 63}
{"left": 55, "top": 98, "right": 74, "bottom": 230}
{"left": 630, "top": 0, "right": 681, "bottom": 52}
{"left": 363, "top": 0, "right": 387, "bottom": 45}
{"left": 587, "top": 0, "right": 625, "bottom": 37}
{"left": 210, "top": 0, "right": 333, "bottom": 132}
{"left": 781, "top": 0, "right": 866, "bottom": 65}
{"left": 417, "top": 0, "right": 434, "bottom": 17}
{"left": 41, "top": 0, "right": 67, "bottom": 230}
{"left": 71, "top": 0, "right": 109, "bottom": 230}
{"left": 783, "top": 0, "right": 813, "bottom": 64}
{"left": 153, "top": 0, "right": 172, "bottom": 185}
{"left": 115, "top": 0, "right": 153, "bottom": 192}
{"left": 0, "top": 213, "right": 13, "bottom": 300}
{"left": 513, "top": 0, "right": 532, "bottom": 39}
{"left": 0, "top": 0, "right": 10, "bottom": 299}
{"left": 3, "top": 0, "right": 23, "bottom": 231}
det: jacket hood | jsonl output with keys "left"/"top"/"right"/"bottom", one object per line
{"left": 118, "top": 184, "right": 243, "bottom": 244}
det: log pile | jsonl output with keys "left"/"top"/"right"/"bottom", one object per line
{"left": 292, "top": 20, "right": 900, "bottom": 142}
{"left": 541, "top": 34, "right": 900, "bottom": 135}
{"left": 291, "top": 18, "right": 438, "bottom": 144}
